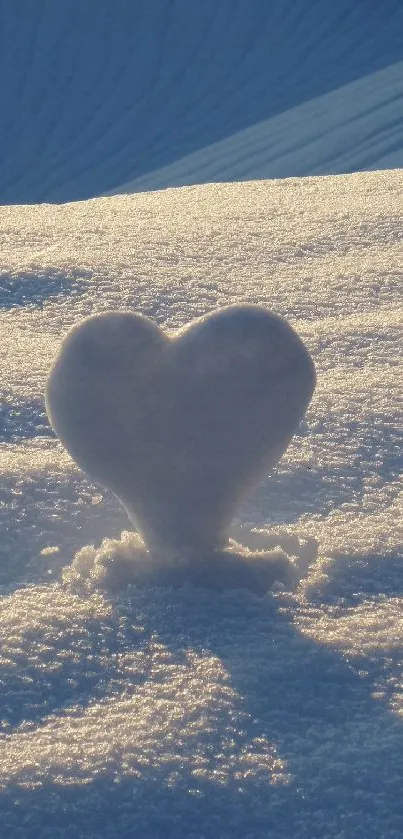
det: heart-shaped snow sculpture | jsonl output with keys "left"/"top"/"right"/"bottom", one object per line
{"left": 46, "top": 305, "right": 315, "bottom": 553}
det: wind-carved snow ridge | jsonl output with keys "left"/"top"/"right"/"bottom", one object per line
{"left": 46, "top": 305, "right": 316, "bottom": 594}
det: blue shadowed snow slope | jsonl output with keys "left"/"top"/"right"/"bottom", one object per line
{"left": 1, "top": 0, "right": 403, "bottom": 203}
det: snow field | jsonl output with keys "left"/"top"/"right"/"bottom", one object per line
{"left": 0, "top": 170, "right": 402, "bottom": 836}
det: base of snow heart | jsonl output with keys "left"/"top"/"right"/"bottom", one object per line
{"left": 62, "top": 528, "right": 319, "bottom": 596}
{"left": 46, "top": 304, "right": 316, "bottom": 588}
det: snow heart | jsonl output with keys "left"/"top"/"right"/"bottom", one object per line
{"left": 46, "top": 305, "right": 315, "bottom": 555}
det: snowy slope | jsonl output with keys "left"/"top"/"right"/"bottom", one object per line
{"left": 1, "top": 170, "right": 402, "bottom": 837}
{"left": 113, "top": 60, "right": 403, "bottom": 194}
{"left": 1, "top": 0, "right": 403, "bottom": 203}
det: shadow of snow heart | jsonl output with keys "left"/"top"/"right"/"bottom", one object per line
{"left": 1, "top": 583, "right": 403, "bottom": 839}
{"left": 0, "top": 589, "right": 149, "bottom": 731}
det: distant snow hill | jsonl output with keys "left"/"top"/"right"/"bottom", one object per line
{"left": 1, "top": 0, "right": 403, "bottom": 204}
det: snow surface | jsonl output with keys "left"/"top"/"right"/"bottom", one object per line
{"left": 1, "top": 171, "right": 402, "bottom": 837}
{"left": 2, "top": 1, "right": 403, "bottom": 203}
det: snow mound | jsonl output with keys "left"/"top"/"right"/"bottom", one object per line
{"left": 63, "top": 527, "right": 318, "bottom": 595}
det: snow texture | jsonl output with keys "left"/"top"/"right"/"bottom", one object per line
{"left": 0, "top": 171, "right": 402, "bottom": 837}
{"left": 2, "top": 1, "right": 403, "bottom": 203}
